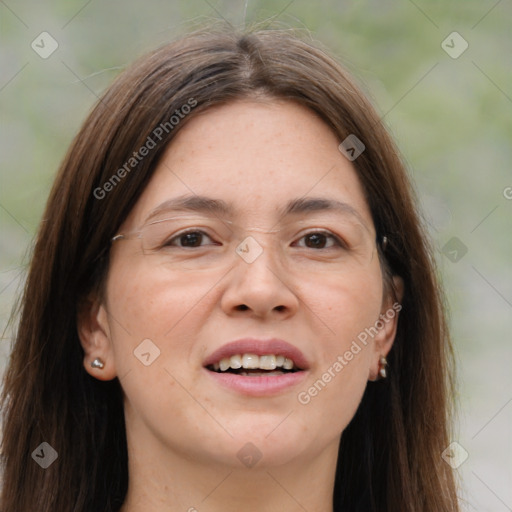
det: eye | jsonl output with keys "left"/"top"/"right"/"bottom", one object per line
{"left": 166, "top": 229, "right": 216, "bottom": 248}
{"left": 294, "top": 231, "right": 346, "bottom": 250}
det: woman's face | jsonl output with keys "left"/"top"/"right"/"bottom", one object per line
{"left": 81, "top": 99, "right": 400, "bottom": 469}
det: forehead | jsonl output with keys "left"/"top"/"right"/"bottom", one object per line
{"left": 123, "top": 99, "right": 375, "bottom": 234}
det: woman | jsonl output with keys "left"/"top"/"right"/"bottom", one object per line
{"left": 0, "top": 25, "right": 459, "bottom": 511}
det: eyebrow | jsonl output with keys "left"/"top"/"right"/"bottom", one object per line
{"left": 144, "top": 194, "right": 370, "bottom": 229}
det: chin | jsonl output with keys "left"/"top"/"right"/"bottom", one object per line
{"left": 218, "top": 425, "right": 314, "bottom": 469}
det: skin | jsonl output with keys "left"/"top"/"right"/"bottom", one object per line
{"left": 78, "top": 99, "right": 403, "bottom": 512}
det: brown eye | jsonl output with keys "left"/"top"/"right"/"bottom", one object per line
{"left": 295, "top": 231, "right": 344, "bottom": 250}
{"left": 167, "top": 230, "right": 214, "bottom": 248}
{"left": 305, "top": 233, "right": 328, "bottom": 248}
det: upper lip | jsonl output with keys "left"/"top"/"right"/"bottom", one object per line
{"left": 203, "top": 338, "right": 310, "bottom": 370}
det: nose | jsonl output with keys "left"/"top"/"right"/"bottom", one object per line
{"left": 220, "top": 240, "right": 300, "bottom": 320}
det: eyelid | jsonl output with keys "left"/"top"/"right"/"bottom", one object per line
{"left": 142, "top": 215, "right": 364, "bottom": 235}
{"left": 145, "top": 216, "right": 234, "bottom": 230}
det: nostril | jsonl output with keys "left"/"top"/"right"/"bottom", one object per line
{"left": 235, "top": 304, "right": 286, "bottom": 312}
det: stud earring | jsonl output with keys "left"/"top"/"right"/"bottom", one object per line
{"left": 91, "top": 358, "right": 105, "bottom": 369}
{"left": 379, "top": 356, "right": 388, "bottom": 379}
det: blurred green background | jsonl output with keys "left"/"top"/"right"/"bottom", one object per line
{"left": 1, "top": 1, "right": 511, "bottom": 509}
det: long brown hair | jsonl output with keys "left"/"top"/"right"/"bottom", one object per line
{"left": 0, "top": 24, "right": 459, "bottom": 511}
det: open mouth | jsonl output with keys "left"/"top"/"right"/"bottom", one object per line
{"left": 206, "top": 353, "right": 302, "bottom": 377}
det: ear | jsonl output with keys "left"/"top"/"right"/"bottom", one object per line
{"left": 77, "top": 294, "right": 118, "bottom": 381}
{"left": 368, "top": 275, "right": 404, "bottom": 381}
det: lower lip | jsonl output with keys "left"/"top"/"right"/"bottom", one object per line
{"left": 203, "top": 368, "right": 308, "bottom": 396}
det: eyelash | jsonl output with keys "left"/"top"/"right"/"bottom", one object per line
{"left": 165, "top": 229, "right": 347, "bottom": 250}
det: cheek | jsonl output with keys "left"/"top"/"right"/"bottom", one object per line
{"left": 104, "top": 258, "right": 221, "bottom": 373}
{"left": 303, "top": 259, "right": 384, "bottom": 356}
{"left": 103, "top": 261, "right": 220, "bottom": 441}
{"left": 106, "top": 258, "right": 213, "bottom": 333}
{"left": 294, "top": 264, "right": 382, "bottom": 433}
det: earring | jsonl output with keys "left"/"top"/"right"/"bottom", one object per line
{"left": 91, "top": 357, "right": 105, "bottom": 369}
{"left": 379, "top": 356, "right": 388, "bottom": 379}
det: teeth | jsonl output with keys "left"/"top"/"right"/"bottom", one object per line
{"left": 211, "top": 353, "right": 297, "bottom": 372}
{"left": 229, "top": 354, "right": 242, "bottom": 369}
{"left": 259, "top": 355, "right": 276, "bottom": 370}
{"left": 242, "top": 354, "right": 260, "bottom": 369}
{"left": 283, "top": 358, "right": 294, "bottom": 370}
{"left": 219, "top": 358, "right": 231, "bottom": 372}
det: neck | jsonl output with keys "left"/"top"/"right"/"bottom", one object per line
{"left": 119, "top": 425, "right": 339, "bottom": 512}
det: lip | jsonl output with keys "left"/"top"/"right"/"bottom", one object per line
{"left": 203, "top": 338, "right": 310, "bottom": 370}
{"left": 204, "top": 369, "right": 308, "bottom": 397}
{"left": 202, "top": 338, "right": 310, "bottom": 397}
